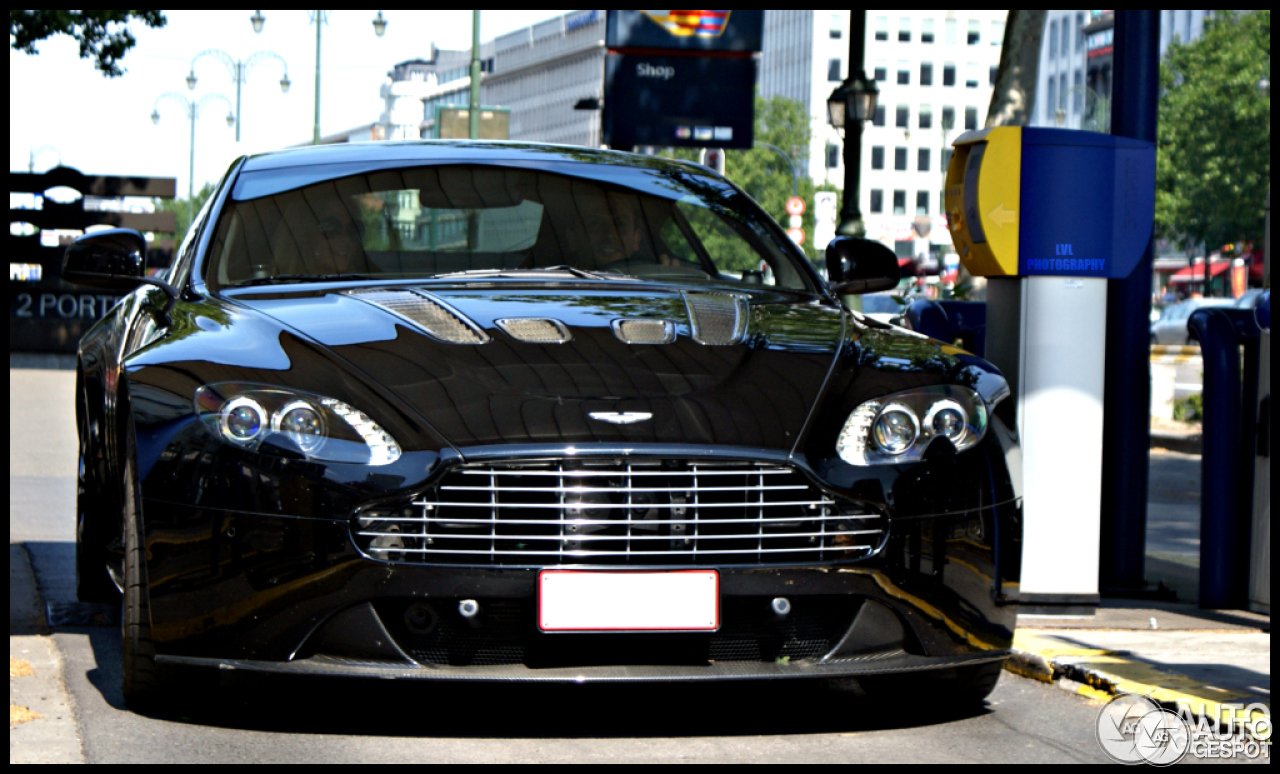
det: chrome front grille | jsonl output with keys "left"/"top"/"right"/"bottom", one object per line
{"left": 353, "top": 459, "right": 886, "bottom": 567}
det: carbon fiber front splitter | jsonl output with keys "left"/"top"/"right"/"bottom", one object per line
{"left": 158, "top": 650, "right": 1010, "bottom": 683}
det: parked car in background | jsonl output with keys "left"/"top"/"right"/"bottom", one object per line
{"left": 1150, "top": 298, "right": 1234, "bottom": 345}
{"left": 1233, "top": 288, "right": 1264, "bottom": 309}
{"left": 62, "top": 142, "right": 1022, "bottom": 710}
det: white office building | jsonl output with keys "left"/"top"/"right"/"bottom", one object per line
{"left": 760, "top": 10, "right": 1008, "bottom": 259}
{"left": 1031, "top": 10, "right": 1216, "bottom": 131}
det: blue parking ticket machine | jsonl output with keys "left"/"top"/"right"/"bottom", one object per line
{"left": 943, "top": 127, "right": 1156, "bottom": 610}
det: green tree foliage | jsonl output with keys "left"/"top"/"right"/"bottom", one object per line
{"left": 153, "top": 182, "right": 215, "bottom": 247}
{"left": 1155, "top": 10, "right": 1270, "bottom": 253}
{"left": 9, "top": 10, "right": 166, "bottom": 77}
{"left": 666, "top": 95, "right": 827, "bottom": 264}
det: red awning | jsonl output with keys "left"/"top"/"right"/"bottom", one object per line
{"left": 1168, "top": 260, "right": 1231, "bottom": 284}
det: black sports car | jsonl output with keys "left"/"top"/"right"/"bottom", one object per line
{"left": 65, "top": 142, "right": 1022, "bottom": 708}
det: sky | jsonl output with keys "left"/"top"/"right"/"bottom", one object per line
{"left": 9, "top": 10, "right": 570, "bottom": 201}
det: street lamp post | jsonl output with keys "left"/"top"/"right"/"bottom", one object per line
{"left": 186, "top": 49, "right": 290, "bottom": 142}
{"left": 250, "top": 10, "right": 388, "bottom": 145}
{"left": 152, "top": 92, "right": 235, "bottom": 222}
{"left": 826, "top": 13, "right": 878, "bottom": 237}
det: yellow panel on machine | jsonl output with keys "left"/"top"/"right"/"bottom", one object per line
{"left": 944, "top": 127, "right": 1021, "bottom": 277}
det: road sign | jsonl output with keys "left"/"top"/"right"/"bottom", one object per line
{"left": 788, "top": 214, "right": 802, "bottom": 229}
{"left": 785, "top": 196, "right": 805, "bottom": 216}
{"left": 787, "top": 228, "right": 805, "bottom": 246}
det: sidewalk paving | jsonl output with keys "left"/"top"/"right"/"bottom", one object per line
{"left": 1009, "top": 601, "right": 1269, "bottom": 728}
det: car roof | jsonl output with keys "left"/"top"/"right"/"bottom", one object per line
{"left": 240, "top": 140, "right": 694, "bottom": 173}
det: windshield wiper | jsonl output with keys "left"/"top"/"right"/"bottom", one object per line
{"left": 231, "top": 273, "right": 374, "bottom": 287}
{"left": 431, "top": 266, "right": 626, "bottom": 281}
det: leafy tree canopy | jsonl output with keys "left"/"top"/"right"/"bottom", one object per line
{"left": 10, "top": 10, "right": 166, "bottom": 77}
{"left": 1155, "top": 10, "right": 1270, "bottom": 253}
{"left": 665, "top": 95, "right": 830, "bottom": 264}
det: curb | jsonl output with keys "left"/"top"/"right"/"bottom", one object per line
{"left": 1007, "top": 631, "right": 1268, "bottom": 729}
{"left": 1150, "top": 431, "right": 1202, "bottom": 455}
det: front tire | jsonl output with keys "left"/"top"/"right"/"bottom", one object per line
{"left": 120, "top": 425, "right": 163, "bottom": 708}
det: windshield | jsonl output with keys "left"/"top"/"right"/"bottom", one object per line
{"left": 207, "top": 162, "right": 814, "bottom": 292}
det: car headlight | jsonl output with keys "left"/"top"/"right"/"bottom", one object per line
{"left": 836, "top": 385, "right": 988, "bottom": 466}
{"left": 194, "top": 382, "right": 401, "bottom": 465}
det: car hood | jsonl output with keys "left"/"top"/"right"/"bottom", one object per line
{"left": 233, "top": 284, "right": 846, "bottom": 452}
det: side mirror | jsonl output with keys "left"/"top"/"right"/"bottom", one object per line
{"left": 62, "top": 228, "right": 178, "bottom": 322}
{"left": 62, "top": 228, "right": 147, "bottom": 291}
{"left": 825, "top": 236, "right": 900, "bottom": 295}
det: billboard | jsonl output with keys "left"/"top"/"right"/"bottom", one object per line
{"left": 603, "top": 54, "right": 755, "bottom": 149}
{"left": 606, "top": 10, "right": 763, "bottom": 52}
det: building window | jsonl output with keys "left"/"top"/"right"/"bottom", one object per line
{"left": 991, "top": 19, "right": 1004, "bottom": 46}
{"left": 895, "top": 104, "right": 909, "bottom": 128}
{"left": 918, "top": 148, "right": 930, "bottom": 172}
{"left": 893, "top": 190, "right": 907, "bottom": 216}
{"left": 917, "top": 191, "right": 930, "bottom": 216}
{"left": 894, "top": 147, "right": 908, "bottom": 171}
{"left": 1049, "top": 20, "right": 1059, "bottom": 59}
{"left": 1060, "top": 19, "right": 1070, "bottom": 59}
{"left": 966, "top": 63, "right": 980, "bottom": 89}
{"left": 828, "top": 58, "right": 842, "bottom": 82}
{"left": 874, "top": 59, "right": 887, "bottom": 82}
{"left": 1047, "top": 78, "right": 1057, "bottom": 123}
{"left": 1073, "top": 70, "right": 1084, "bottom": 113}
{"left": 875, "top": 15, "right": 888, "bottom": 41}
{"left": 919, "top": 104, "right": 933, "bottom": 129}
{"left": 1075, "top": 13, "right": 1085, "bottom": 52}
{"left": 872, "top": 105, "right": 886, "bottom": 127}
{"left": 968, "top": 20, "right": 980, "bottom": 45}
{"left": 942, "top": 106, "right": 955, "bottom": 130}
{"left": 964, "top": 106, "right": 978, "bottom": 130}
{"left": 830, "top": 13, "right": 843, "bottom": 39}
{"left": 943, "top": 63, "right": 956, "bottom": 87}
{"left": 990, "top": 65, "right": 998, "bottom": 86}
{"left": 899, "top": 16, "right": 911, "bottom": 42}
{"left": 826, "top": 143, "right": 840, "bottom": 169}
{"left": 871, "top": 146, "right": 885, "bottom": 170}
{"left": 870, "top": 189, "right": 884, "bottom": 214}
{"left": 920, "top": 62, "right": 933, "bottom": 86}
{"left": 945, "top": 18, "right": 956, "bottom": 45}
{"left": 922, "top": 18, "right": 935, "bottom": 43}
{"left": 1059, "top": 73, "right": 1068, "bottom": 111}
{"left": 897, "top": 60, "right": 910, "bottom": 85}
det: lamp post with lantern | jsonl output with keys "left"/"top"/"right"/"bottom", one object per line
{"left": 826, "top": 13, "right": 879, "bottom": 238}
{"left": 151, "top": 92, "right": 235, "bottom": 222}
{"left": 249, "top": 10, "right": 388, "bottom": 145}
{"left": 186, "top": 49, "right": 290, "bottom": 143}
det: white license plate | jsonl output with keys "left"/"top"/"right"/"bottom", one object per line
{"left": 538, "top": 570, "right": 719, "bottom": 632}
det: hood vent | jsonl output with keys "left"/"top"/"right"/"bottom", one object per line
{"left": 346, "top": 288, "right": 489, "bottom": 344}
{"left": 611, "top": 319, "right": 676, "bottom": 345}
{"left": 682, "top": 292, "right": 748, "bottom": 346}
{"left": 495, "top": 318, "right": 572, "bottom": 344}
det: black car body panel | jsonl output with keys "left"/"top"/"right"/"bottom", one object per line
{"left": 73, "top": 143, "right": 1021, "bottom": 686}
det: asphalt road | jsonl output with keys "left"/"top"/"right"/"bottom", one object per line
{"left": 4, "top": 359, "right": 1156, "bottom": 763}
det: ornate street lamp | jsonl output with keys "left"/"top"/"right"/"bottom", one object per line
{"left": 826, "top": 72, "right": 879, "bottom": 134}
{"left": 252, "top": 11, "right": 388, "bottom": 145}
{"left": 186, "top": 48, "right": 290, "bottom": 142}
{"left": 826, "top": 47, "right": 879, "bottom": 237}
{"left": 151, "top": 92, "right": 235, "bottom": 222}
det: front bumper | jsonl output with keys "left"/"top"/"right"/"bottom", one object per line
{"left": 142, "top": 495, "right": 1021, "bottom": 681}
